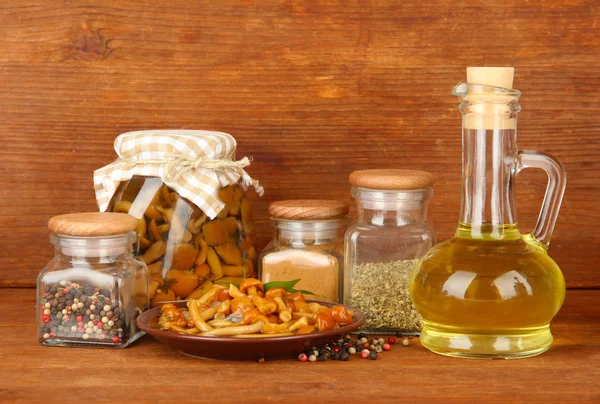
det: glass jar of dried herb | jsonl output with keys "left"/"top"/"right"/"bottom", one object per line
{"left": 343, "top": 169, "right": 435, "bottom": 335}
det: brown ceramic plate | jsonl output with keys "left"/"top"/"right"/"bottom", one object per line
{"left": 136, "top": 300, "right": 365, "bottom": 361}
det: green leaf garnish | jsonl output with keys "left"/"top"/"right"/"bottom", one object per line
{"left": 264, "top": 280, "right": 327, "bottom": 299}
{"left": 291, "top": 289, "right": 317, "bottom": 296}
{"left": 263, "top": 279, "right": 301, "bottom": 292}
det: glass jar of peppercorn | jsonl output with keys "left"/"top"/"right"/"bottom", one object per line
{"left": 37, "top": 212, "right": 149, "bottom": 347}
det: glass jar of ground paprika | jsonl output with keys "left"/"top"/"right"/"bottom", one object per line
{"left": 259, "top": 200, "right": 349, "bottom": 303}
{"left": 37, "top": 212, "right": 149, "bottom": 348}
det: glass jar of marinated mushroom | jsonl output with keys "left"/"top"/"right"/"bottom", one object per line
{"left": 93, "top": 130, "right": 263, "bottom": 306}
{"left": 259, "top": 200, "right": 348, "bottom": 303}
{"left": 37, "top": 212, "right": 149, "bottom": 347}
{"left": 343, "top": 169, "right": 435, "bottom": 335}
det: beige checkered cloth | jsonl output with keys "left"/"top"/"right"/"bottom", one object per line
{"left": 93, "top": 130, "right": 263, "bottom": 219}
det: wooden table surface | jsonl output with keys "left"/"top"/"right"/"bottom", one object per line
{"left": 0, "top": 288, "right": 598, "bottom": 403}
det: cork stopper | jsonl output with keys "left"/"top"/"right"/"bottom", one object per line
{"left": 269, "top": 200, "right": 349, "bottom": 220}
{"left": 48, "top": 212, "right": 138, "bottom": 237}
{"left": 349, "top": 169, "right": 434, "bottom": 190}
{"left": 467, "top": 67, "right": 514, "bottom": 89}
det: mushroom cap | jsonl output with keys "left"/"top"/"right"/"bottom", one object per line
{"left": 265, "top": 287, "right": 288, "bottom": 298}
{"left": 239, "top": 278, "right": 264, "bottom": 292}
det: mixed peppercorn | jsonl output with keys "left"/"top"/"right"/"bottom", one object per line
{"left": 296, "top": 333, "right": 411, "bottom": 362}
{"left": 38, "top": 280, "right": 132, "bottom": 345}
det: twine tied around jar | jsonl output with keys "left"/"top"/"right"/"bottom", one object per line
{"left": 130, "top": 153, "right": 252, "bottom": 183}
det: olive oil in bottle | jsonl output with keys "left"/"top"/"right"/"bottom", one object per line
{"left": 410, "top": 68, "right": 567, "bottom": 358}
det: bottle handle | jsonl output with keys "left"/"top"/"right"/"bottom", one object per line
{"left": 516, "top": 150, "right": 567, "bottom": 249}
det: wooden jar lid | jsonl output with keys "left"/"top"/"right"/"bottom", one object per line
{"left": 268, "top": 200, "right": 349, "bottom": 220}
{"left": 349, "top": 169, "right": 435, "bottom": 190}
{"left": 48, "top": 212, "right": 138, "bottom": 237}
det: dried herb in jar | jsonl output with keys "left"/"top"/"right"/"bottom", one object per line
{"left": 349, "top": 259, "right": 422, "bottom": 332}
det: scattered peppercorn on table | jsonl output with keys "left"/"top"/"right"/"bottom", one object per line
{"left": 0, "top": 289, "right": 598, "bottom": 402}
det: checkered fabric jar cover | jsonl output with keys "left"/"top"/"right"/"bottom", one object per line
{"left": 93, "top": 130, "right": 263, "bottom": 219}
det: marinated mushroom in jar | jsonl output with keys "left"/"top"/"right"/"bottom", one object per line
{"left": 107, "top": 177, "right": 258, "bottom": 305}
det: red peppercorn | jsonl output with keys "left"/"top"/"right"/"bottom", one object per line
{"left": 388, "top": 337, "right": 396, "bottom": 345}
{"left": 42, "top": 315, "right": 51, "bottom": 323}
{"left": 333, "top": 346, "right": 340, "bottom": 353}
{"left": 383, "top": 343, "right": 391, "bottom": 351}
{"left": 112, "top": 336, "right": 121, "bottom": 343}
{"left": 76, "top": 316, "right": 83, "bottom": 322}
{"left": 49, "top": 332, "right": 56, "bottom": 338}
{"left": 298, "top": 353, "right": 308, "bottom": 362}
{"left": 362, "top": 342, "right": 370, "bottom": 349}
{"left": 360, "top": 351, "right": 369, "bottom": 359}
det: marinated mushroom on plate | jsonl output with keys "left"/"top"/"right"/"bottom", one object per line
{"left": 157, "top": 279, "right": 356, "bottom": 338}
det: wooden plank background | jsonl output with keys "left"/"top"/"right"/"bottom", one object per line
{"left": 0, "top": 0, "right": 598, "bottom": 288}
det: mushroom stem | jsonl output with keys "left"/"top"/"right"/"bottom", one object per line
{"left": 261, "top": 322, "right": 291, "bottom": 334}
{"left": 254, "top": 296, "right": 277, "bottom": 316}
{"left": 292, "top": 312, "right": 315, "bottom": 319}
{"left": 207, "top": 319, "right": 235, "bottom": 327}
{"left": 197, "top": 285, "right": 226, "bottom": 305}
{"left": 274, "top": 297, "right": 292, "bottom": 322}
{"left": 228, "top": 283, "right": 247, "bottom": 299}
{"left": 288, "top": 316, "right": 309, "bottom": 332}
{"left": 199, "top": 306, "right": 219, "bottom": 321}
{"left": 200, "top": 321, "right": 264, "bottom": 337}
{"left": 188, "top": 300, "right": 213, "bottom": 331}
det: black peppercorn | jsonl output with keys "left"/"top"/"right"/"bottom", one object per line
{"left": 341, "top": 352, "right": 350, "bottom": 361}
{"left": 369, "top": 351, "right": 378, "bottom": 360}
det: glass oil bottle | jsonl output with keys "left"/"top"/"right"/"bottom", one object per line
{"left": 410, "top": 67, "right": 567, "bottom": 359}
